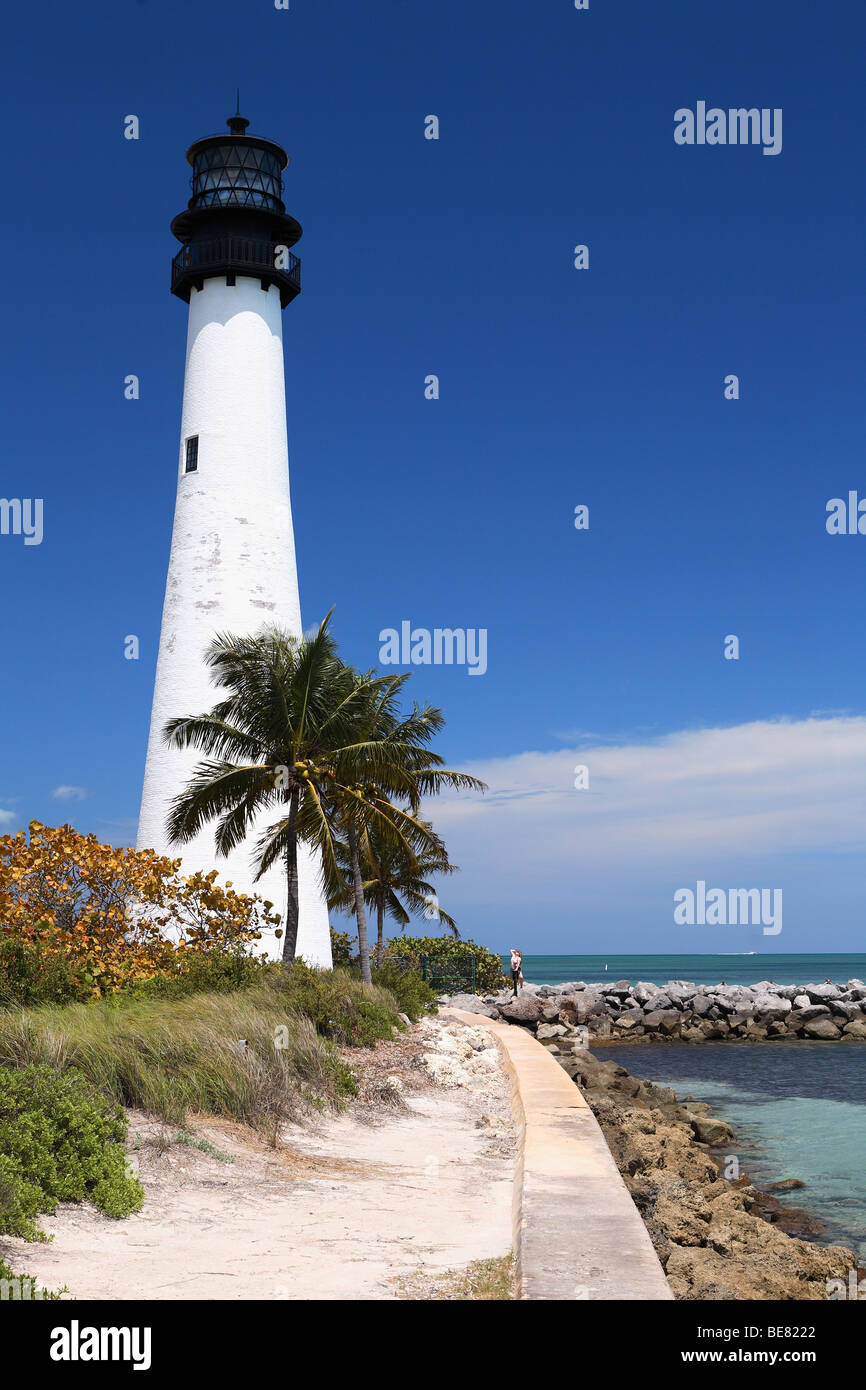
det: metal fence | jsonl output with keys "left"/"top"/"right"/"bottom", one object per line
{"left": 420, "top": 953, "right": 476, "bottom": 994}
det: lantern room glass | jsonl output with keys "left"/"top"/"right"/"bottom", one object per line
{"left": 190, "top": 143, "right": 283, "bottom": 212}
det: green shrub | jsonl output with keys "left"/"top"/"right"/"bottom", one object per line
{"left": 127, "top": 950, "right": 270, "bottom": 1001}
{"left": 268, "top": 961, "right": 404, "bottom": 1046}
{"left": 370, "top": 962, "right": 437, "bottom": 1019}
{"left": 0, "top": 1257, "right": 64, "bottom": 1301}
{"left": 0, "top": 937, "right": 90, "bottom": 1007}
{"left": 0, "top": 1064, "right": 144, "bottom": 1241}
{"left": 329, "top": 927, "right": 357, "bottom": 969}
{"left": 383, "top": 935, "right": 506, "bottom": 994}
{"left": 0, "top": 987, "right": 359, "bottom": 1140}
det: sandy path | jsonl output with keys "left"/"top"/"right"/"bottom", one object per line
{"left": 0, "top": 1019, "right": 515, "bottom": 1301}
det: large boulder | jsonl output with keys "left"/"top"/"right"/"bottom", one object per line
{"left": 801, "top": 1017, "right": 842, "bottom": 1040}
{"left": 643, "top": 1010, "right": 680, "bottom": 1035}
{"left": 790, "top": 1004, "right": 832, "bottom": 1023}
{"left": 666, "top": 984, "right": 697, "bottom": 1008}
{"left": 691, "top": 1116, "right": 735, "bottom": 1145}
{"left": 714, "top": 989, "right": 747, "bottom": 1014}
{"left": 497, "top": 996, "right": 547, "bottom": 1026}
{"left": 632, "top": 981, "right": 658, "bottom": 1006}
{"left": 829, "top": 1000, "right": 860, "bottom": 1022}
{"left": 612, "top": 1013, "right": 642, "bottom": 1032}
{"left": 691, "top": 993, "right": 713, "bottom": 1017}
{"left": 644, "top": 991, "right": 673, "bottom": 1012}
{"left": 843, "top": 1020, "right": 866, "bottom": 1039}
{"left": 599, "top": 979, "right": 631, "bottom": 998}
{"left": 752, "top": 993, "right": 792, "bottom": 1020}
{"left": 804, "top": 983, "right": 842, "bottom": 1003}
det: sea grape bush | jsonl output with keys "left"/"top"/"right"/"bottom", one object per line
{"left": 0, "top": 821, "right": 281, "bottom": 1000}
{"left": 0, "top": 1064, "right": 144, "bottom": 1241}
{"left": 383, "top": 935, "right": 506, "bottom": 994}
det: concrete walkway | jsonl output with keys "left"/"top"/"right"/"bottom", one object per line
{"left": 444, "top": 1008, "right": 673, "bottom": 1301}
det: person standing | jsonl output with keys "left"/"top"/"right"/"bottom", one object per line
{"left": 509, "top": 948, "right": 524, "bottom": 997}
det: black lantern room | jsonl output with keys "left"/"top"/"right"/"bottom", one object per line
{"left": 170, "top": 112, "right": 302, "bottom": 308}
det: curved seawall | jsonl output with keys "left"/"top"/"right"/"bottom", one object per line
{"left": 444, "top": 1007, "right": 672, "bottom": 1301}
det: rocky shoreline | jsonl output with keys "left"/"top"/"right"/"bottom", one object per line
{"left": 440, "top": 980, "right": 865, "bottom": 1298}
{"left": 446, "top": 975, "right": 866, "bottom": 1042}
{"left": 569, "top": 1047, "right": 860, "bottom": 1299}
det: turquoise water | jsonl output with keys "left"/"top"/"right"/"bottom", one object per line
{"left": 507, "top": 954, "right": 866, "bottom": 988}
{"left": 601, "top": 1041, "right": 866, "bottom": 1261}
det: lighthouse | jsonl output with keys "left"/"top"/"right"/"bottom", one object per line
{"left": 137, "top": 110, "right": 332, "bottom": 967}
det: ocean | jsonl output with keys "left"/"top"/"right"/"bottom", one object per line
{"left": 499, "top": 957, "right": 866, "bottom": 1263}
{"left": 507, "top": 953, "right": 866, "bottom": 989}
{"left": 601, "top": 1040, "right": 866, "bottom": 1262}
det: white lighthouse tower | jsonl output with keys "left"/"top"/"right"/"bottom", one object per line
{"left": 137, "top": 110, "right": 332, "bottom": 967}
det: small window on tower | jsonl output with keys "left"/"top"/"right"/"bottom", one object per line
{"left": 184, "top": 436, "right": 199, "bottom": 473}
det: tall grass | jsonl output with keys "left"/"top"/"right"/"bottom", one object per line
{"left": 0, "top": 986, "right": 358, "bottom": 1142}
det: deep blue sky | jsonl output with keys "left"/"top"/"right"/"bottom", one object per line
{"left": 1, "top": 0, "right": 864, "bottom": 952}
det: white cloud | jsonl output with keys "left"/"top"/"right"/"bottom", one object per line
{"left": 0, "top": 808, "right": 15, "bottom": 826}
{"left": 50, "top": 785, "right": 88, "bottom": 802}
{"left": 428, "top": 716, "right": 866, "bottom": 926}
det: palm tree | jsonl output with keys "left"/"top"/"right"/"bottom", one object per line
{"left": 163, "top": 617, "right": 485, "bottom": 974}
{"left": 163, "top": 616, "right": 378, "bottom": 963}
{"left": 327, "top": 672, "right": 484, "bottom": 982}
{"left": 332, "top": 822, "right": 459, "bottom": 965}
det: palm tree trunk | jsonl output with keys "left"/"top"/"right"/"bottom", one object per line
{"left": 281, "top": 789, "right": 300, "bottom": 965}
{"left": 348, "top": 824, "right": 372, "bottom": 985}
{"left": 376, "top": 897, "right": 385, "bottom": 967}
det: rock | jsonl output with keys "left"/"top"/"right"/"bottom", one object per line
{"left": 536, "top": 1022, "right": 567, "bottom": 1040}
{"left": 446, "top": 994, "right": 499, "bottom": 1018}
{"left": 665, "top": 984, "right": 696, "bottom": 1008}
{"left": 843, "top": 1020, "right": 866, "bottom": 1039}
{"left": 791, "top": 1004, "right": 832, "bottom": 1022}
{"left": 691, "top": 1116, "right": 735, "bottom": 1145}
{"left": 714, "top": 990, "right": 745, "bottom": 1014}
{"left": 643, "top": 1010, "right": 680, "bottom": 1035}
{"left": 600, "top": 979, "right": 631, "bottom": 997}
{"left": 752, "top": 993, "right": 792, "bottom": 1020}
{"left": 681, "top": 1025, "right": 707, "bottom": 1043}
{"left": 397, "top": 1012, "right": 412, "bottom": 1026}
{"left": 830, "top": 1000, "right": 860, "bottom": 1021}
{"left": 804, "top": 983, "right": 842, "bottom": 1003}
{"left": 743, "top": 1019, "right": 769, "bottom": 1039}
{"left": 793, "top": 994, "right": 811, "bottom": 1009}
{"left": 728, "top": 1012, "right": 753, "bottom": 1030}
{"left": 801, "top": 1017, "right": 842, "bottom": 1040}
{"left": 644, "top": 992, "right": 673, "bottom": 1012}
{"left": 767, "top": 1178, "right": 806, "bottom": 1192}
{"left": 437, "top": 1031, "right": 473, "bottom": 1060}
{"left": 613, "top": 1013, "right": 641, "bottom": 1031}
{"left": 632, "top": 981, "right": 658, "bottom": 1006}
{"left": 698, "top": 1020, "right": 729, "bottom": 1040}
{"left": 497, "top": 996, "right": 547, "bottom": 1026}
{"left": 691, "top": 993, "right": 713, "bottom": 1017}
